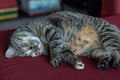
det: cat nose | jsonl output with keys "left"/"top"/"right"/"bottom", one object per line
{"left": 34, "top": 46, "right": 41, "bottom": 51}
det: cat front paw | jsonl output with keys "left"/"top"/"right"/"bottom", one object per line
{"left": 50, "top": 56, "right": 62, "bottom": 67}
{"left": 74, "top": 60, "right": 85, "bottom": 70}
{"left": 98, "top": 57, "right": 110, "bottom": 70}
{"left": 112, "top": 59, "right": 120, "bottom": 69}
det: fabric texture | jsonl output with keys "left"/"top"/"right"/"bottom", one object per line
{"left": 103, "top": 15, "right": 120, "bottom": 28}
{"left": 101, "top": 0, "right": 115, "bottom": 17}
{"left": 101, "top": 0, "right": 120, "bottom": 17}
{"left": 0, "top": 29, "right": 119, "bottom": 80}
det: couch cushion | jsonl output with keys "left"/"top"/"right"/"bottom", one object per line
{"left": 101, "top": 0, "right": 115, "bottom": 17}
{"left": 103, "top": 15, "right": 120, "bottom": 28}
{"left": 101, "top": 0, "right": 120, "bottom": 17}
{"left": 114, "top": 0, "right": 120, "bottom": 14}
{"left": 0, "top": 30, "right": 120, "bottom": 80}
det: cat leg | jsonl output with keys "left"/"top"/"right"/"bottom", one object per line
{"left": 61, "top": 49, "right": 84, "bottom": 70}
{"left": 111, "top": 51, "right": 120, "bottom": 69}
{"left": 46, "top": 17, "right": 65, "bottom": 67}
{"left": 101, "top": 39, "right": 120, "bottom": 69}
{"left": 49, "top": 36, "right": 63, "bottom": 67}
{"left": 89, "top": 46, "right": 111, "bottom": 70}
{"left": 47, "top": 28, "right": 64, "bottom": 67}
{"left": 100, "top": 36, "right": 120, "bottom": 69}
{"left": 49, "top": 46, "right": 62, "bottom": 67}
{"left": 98, "top": 24, "right": 120, "bottom": 69}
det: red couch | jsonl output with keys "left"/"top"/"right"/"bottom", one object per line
{"left": 0, "top": 0, "right": 120, "bottom": 80}
{"left": 101, "top": 0, "right": 120, "bottom": 28}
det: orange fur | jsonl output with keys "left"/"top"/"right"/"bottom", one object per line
{"left": 69, "top": 25, "right": 99, "bottom": 55}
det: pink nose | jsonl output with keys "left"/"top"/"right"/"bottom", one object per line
{"left": 34, "top": 46, "right": 41, "bottom": 51}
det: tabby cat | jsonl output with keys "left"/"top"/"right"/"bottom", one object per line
{"left": 5, "top": 11, "right": 120, "bottom": 70}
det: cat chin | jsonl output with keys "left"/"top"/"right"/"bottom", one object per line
{"left": 30, "top": 54, "right": 39, "bottom": 57}
{"left": 30, "top": 52, "right": 42, "bottom": 57}
{"left": 25, "top": 50, "right": 43, "bottom": 57}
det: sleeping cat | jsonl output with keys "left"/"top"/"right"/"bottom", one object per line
{"left": 5, "top": 11, "right": 120, "bottom": 70}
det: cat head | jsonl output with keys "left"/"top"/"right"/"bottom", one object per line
{"left": 5, "top": 32, "right": 44, "bottom": 58}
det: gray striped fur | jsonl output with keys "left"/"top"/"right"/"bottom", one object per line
{"left": 5, "top": 11, "right": 120, "bottom": 70}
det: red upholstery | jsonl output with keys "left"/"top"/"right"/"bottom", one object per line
{"left": 114, "top": 0, "right": 120, "bottom": 14}
{"left": 103, "top": 15, "right": 120, "bottom": 28}
{"left": 102, "top": 0, "right": 120, "bottom": 29}
{"left": 101, "top": 0, "right": 120, "bottom": 17}
{"left": 0, "top": 30, "right": 120, "bottom": 80}
{"left": 101, "top": 0, "right": 115, "bottom": 17}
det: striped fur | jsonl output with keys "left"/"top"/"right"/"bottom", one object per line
{"left": 5, "top": 11, "right": 120, "bottom": 70}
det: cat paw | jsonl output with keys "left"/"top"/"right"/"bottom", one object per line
{"left": 50, "top": 56, "right": 62, "bottom": 67}
{"left": 74, "top": 60, "right": 85, "bottom": 70}
{"left": 112, "top": 59, "right": 120, "bottom": 69}
{"left": 98, "top": 57, "right": 110, "bottom": 70}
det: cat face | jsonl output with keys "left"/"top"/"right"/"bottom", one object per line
{"left": 5, "top": 35, "right": 44, "bottom": 58}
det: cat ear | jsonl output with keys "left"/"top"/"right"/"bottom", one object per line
{"left": 5, "top": 46, "right": 17, "bottom": 58}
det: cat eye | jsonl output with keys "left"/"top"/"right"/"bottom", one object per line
{"left": 22, "top": 47, "right": 28, "bottom": 51}
{"left": 29, "top": 46, "right": 33, "bottom": 50}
